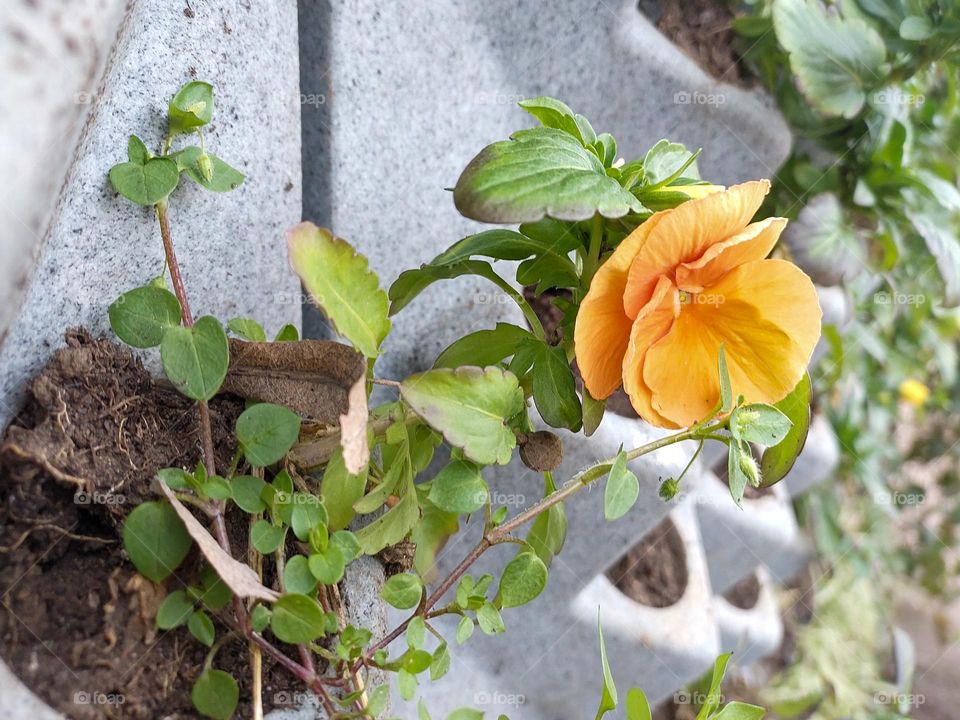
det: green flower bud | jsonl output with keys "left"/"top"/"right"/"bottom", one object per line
{"left": 198, "top": 152, "right": 214, "bottom": 182}
{"left": 739, "top": 452, "right": 762, "bottom": 487}
{"left": 659, "top": 477, "right": 680, "bottom": 500}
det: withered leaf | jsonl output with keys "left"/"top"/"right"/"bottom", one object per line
{"left": 339, "top": 373, "right": 369, "bottom": 474}
{"left": 221, "top": 339, "right": 366, "bottom": 423}
{"left": 158, "top": 481, "right": 279, "bottom": 603}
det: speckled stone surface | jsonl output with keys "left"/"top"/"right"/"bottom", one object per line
{"left": 0, "top": 0, "right": 302, "bottom": 429}
{"left": 299, "top": 0, "right": 790, "bottom": 381}
{"left": 0, "top": 0, "right": 301, "bottom": 715}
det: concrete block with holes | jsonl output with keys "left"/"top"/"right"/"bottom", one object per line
{"left": 687, "top": 466, "right": 811, "bottom": 593}
{"left": 714, "top": 568, "right": 784, "bottom": 668}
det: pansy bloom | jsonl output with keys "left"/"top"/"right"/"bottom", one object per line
{"left": 574, "top": 180, "right": 821, "bottom": 429}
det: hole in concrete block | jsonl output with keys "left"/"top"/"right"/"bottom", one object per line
{"left": 606, "top": 517, "right": 688, "bottom": 607}
{"left": 722, "top": 572, "right": 761, "bottom": 610}
{"left": 711, "top": 450, "right": 774, "bottom": 500}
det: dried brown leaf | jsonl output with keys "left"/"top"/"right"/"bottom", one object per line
{"left": 340, "top": 374, "right": 369, "bottom": 474}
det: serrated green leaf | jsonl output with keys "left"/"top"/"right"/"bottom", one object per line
{"left": 428, "top": 459, "right": 488, "bottom": 514}
{"left": 498, "top": 551, "right": 548, "bottom": 608}
{"left": 109, "top": 157, "right": 180, "bottom": 206}
{"left": 400, "top": 366, "right": 524, "bottom": 465}
{"left": 168, "top": 81, "right": 214, "bottom": 135}
{"left": 236, "top": 403, "right": 301, "bottom": 467}
{"left": 270, "top": 593, "right": 328, "bottom": 643}
{"left": 191, "top": 669, "right": 238, "bottom": 720}
{"left": 434, "top": 323, "right": 538, "bottom": 369}
{"left": 122, "top": 501, "right": 192, "bottom": 583}
{"left": 453, "top": 127, "right": 644, "bottom": 223}
{"left": 760, "top": 373, "right": 812, "bottom": 487}
{"left": 773, "top": 0, "right": 887, "bottom": 118}
{"left": 642, "top": 140, "right": 698, "bottom": 187}
{"left": 287, "top": 222, "right": 390, "bottom": 359}
{"left": 109, "top": 286, "right": 182, "bottom": 348}
{"left": 160, "top": 316, "right": 229, "bottom": 402}
{"left": 604, "top": 450, "right": 639, "bottom": 521}
{"left": 382, "top": 573, "right": 423, "bottom": 609}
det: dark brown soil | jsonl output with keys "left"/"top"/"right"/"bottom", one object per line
{"left": 722, "top": 572, "right": 760, "bottom": 610}
{"left": 0, "top": 330, "right": 299, "bottom": 718}
{"left": 640, "top": 0, "right": 756, "bottom": 89}
{"left": 607, "top": 518, "right": 688, "bottom": 607}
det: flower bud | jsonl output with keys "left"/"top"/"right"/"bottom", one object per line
{"left": 198, "top": 152, "right": 214, "bottom": 182}
{"left": 899, "top": 378, "right": 929, "bottom": 407}
{"left": 739, "top": 452, "right": 761, "bottom": 487}
{"left": 659, "top": 477, "right": 680, "bottom": 500}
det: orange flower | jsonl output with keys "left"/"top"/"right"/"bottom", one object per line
{"left": 575, "top": 180, "right": 821, "bottom": 429}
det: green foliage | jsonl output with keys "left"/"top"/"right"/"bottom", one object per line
{"left": 759, "top": 374, "right": 812, "bottom": 487}
{"left": 428, "top": 459, "right": 488, "bottom": 514}
{"left": 453, "top": 127, "right": 643, "bottom": 223}
{"left": 287, "top": 222, "right": 390, "bottom": 359}
{"left": 270, "top": 593, "right": 329, "bottom": 643}
{"left": 122, "top": 501, "right": 192, "bottom": 583}
{"left": 235, "top": 402, "right": 301, "bottom": 467}
{"left": 400, "top": 367, "right": 524, "bottom": 465}
{"left": 160, "top": 316, "right": 230, "bottom": 402}
{"left": 604, "top": 449, "right": 640, "bottom": 520}
{"left": 382, "top": 573, "right": 424, "bottom": 609}
{"left": 108, "top": 285, "right": 182, "bottom": 347}
{"left": 168, "top": 81, "right": 214, "bottom": 135}
{"left": 191, "top": 669, "right": 238, "bottom": 720}
{"left": 497, "top": 551, "right": 548, "bottom": 608}
{"left": 174, "top": 146, "right": 244, "bottom": 192}
{"left": 109, "top": 155, "right": 180, "bottom": 206}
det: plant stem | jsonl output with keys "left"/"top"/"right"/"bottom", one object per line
{"left": 358, "top": 422, "right": 716, "bottom": 665}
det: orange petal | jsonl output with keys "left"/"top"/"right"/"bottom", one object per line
{"left": 676, "top": 217, "right": 787, "bottom": 292}
{"left": 621, "top": 276, "right": 680, "bottom": 428}
{"left": 574, "top": 215, "right": 665, "bottom": 399}
{"left": 623, "top": 180, "right": 770, "bottom": 317}
{"left": 643, "top": 258, "right": 821, "bottom": 427}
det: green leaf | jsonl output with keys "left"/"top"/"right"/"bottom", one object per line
{"left": 382, "top": 573, "right": 423, "bottom": 609}
{"left": 160, "top": 316, "right": 229, "bottom": 402}
{"left": 428, "top": 459, "right": 488, "bottom": 514}
{"left": 122, "top": 501, "right": 192, "bottom": 583}
{"left": 446, "top": 710, "right": 483, "bottom": 720}
{"left": 250, "top": 605, "right": 271, "bottom": 633}
{"left": 156, "top": 590, "right": 194, "bottom": 629}
{"left": 582, "top": 386, "right": 606, "bottom": 437}
{"left": 696, "top": 653, "right": 732, "bottom": 719}
{"left": 400, "top": 366, "right": 524, "bottom": 465}
{"left": 192, "top": 669, "right": 238, "bottom": 720}
{"left": 476, "top": 602, "right": 505, "bottom": 635}
{"left": 274, "top": 323, "right": 299, "bottom": 342}
{"left": 596, "top": 618, "right": 618, "bottom": 720}
{"left": 157, "top": 467, "right": 193, "bottom": 490}
{"left": 236, "top": 403, "right": 301, "bottom": 467}
{"left": 231, "top": 474, "right": 267, "bottom": 513}
{"left": 604, "top": 450, "right": 639, "bottom": 521}
{"left": 899, "top": 15, "right": 932, "bottom": 40}
{"left": 498, "top": 551, "right": 548, "bottom": 608}
{"left": 188, "top": 609, "right": 215, "bottom": 647}
{"left": 625, "top": 688, "right": 651, "bottom": 720}
{"left": 642, "top": 140, "right": 699, "bottom": 187}
{"left": 108, "top": 286, "right": 182, "bottom": 349}
{"left": 718, "top": 345, "right": 733, "bottom": 413}
{"left": 519, "top": 96, "right": 595, "bottom": 144}
{"left": 727, "top": 442, "right": 749, "bottom": 505}
{"left": 772, "top": 0, "right": 887, "bottom": 118}
{"left": 456, "top": 616, "right": 474, "bottom": 644}
{"left": 733, "top": 403, "right": 793, "bottom": 447}
{"left": 291, "top": 498, "right": 327, "bottom": 542}
{"left": 453, "top": 127, "right": 644, "bottom": 223}
{"left": 197, "top": 565, "right": 232, "bottom": 611}
{"left": 226, "top": 317, "right": 266, "bottom": 342}
{"left": 127, "top": 135, "right": 149, "bottom": 163}
{"left": 530, "top": 343, "right": 582, "bottom": 430}
{"left": 251, "top": 520, "right": 286, "bottom": 554}
{"left": 906, "top": 209, "right": 960, "bottom": 308}
{"left": 434, "top": 323, "right": 537, "bottom": 369}
{"left": 174, "top": 146, "right": 245, "bottom": 192}
{"left": 354, "top": 477, "right": 419, "bottom": 554}
{"left": 287, "top": 222, "right": 390, "bottom": 359}
{"left": 168, "top": 81, "right": 214, "bottom": 135}
{"left": 431, "top": 228, "right": 581, "bottom": 266}
{"left": 270, "top": 593, "right": 328, "bottom": 643}
{"left": 527, "top": 498, "right": 567, "bottom": 567}
{"left": 760, "top": 373, "right": 812, "bottom": 487}
{"left": 109, "top": 156, "right": 180, "bottom": 206}
{"left": 330, "top": 530, "right": 362, "bottom": 562}
{"left": 430, "top": 642, "right": 451, "bottom": 680}
{"left": 284, "top": 555, "right": 318, "bottom": 594}
{"left": 712, "top": 702, "right": 767, "bottom": 720}
{"left": 308, "top": 546, "right": 346, "bottom": 585}
{"left": 322, "top": 449, "right": 368, "bottom": 531}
